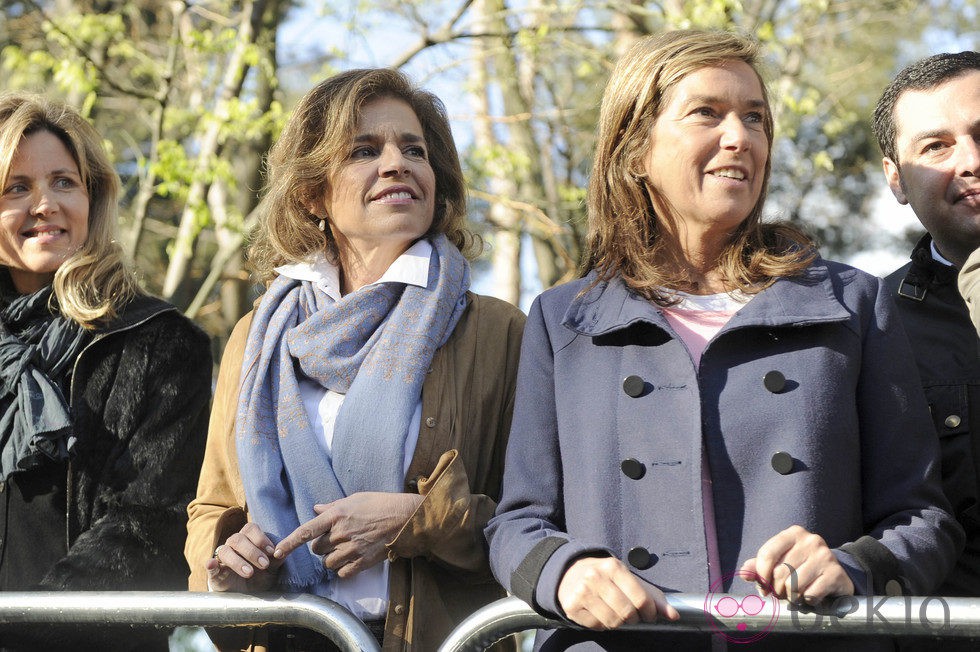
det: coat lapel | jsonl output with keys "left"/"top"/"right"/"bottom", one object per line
{"left": 723, "top": 259, "right": 852, "bottom": 332}
{"left": 563, "top": 260, "right": 852, "bottom": 338}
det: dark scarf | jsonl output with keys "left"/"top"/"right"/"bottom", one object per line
{"left": 0, "top": 272, "right": 89, "bottom": 481}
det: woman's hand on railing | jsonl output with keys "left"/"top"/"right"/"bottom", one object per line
{"left": 274, "top": 492, "right": 424, "bottom": 578}
{"left": 208, "top": 522, "right": 284, "bottom": 592}
{"left": 556, "top": 556, "right": 680, "bottom": 630}
{"left": 741, "top": 525, "right": 855, "bottom": 604}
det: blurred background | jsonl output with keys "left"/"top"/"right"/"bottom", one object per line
{"left": 3, "top": 0, "right": 978, "bottom": 356}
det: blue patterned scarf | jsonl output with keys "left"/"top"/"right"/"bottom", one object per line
{"left": 236, "top": 235, "right": 470, "bottom": 592}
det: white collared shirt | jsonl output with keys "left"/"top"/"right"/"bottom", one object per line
{"left": 269, "top": 239, "right": 431, "bottom": 618}
{"left": 930, "top": 239, "right": 955, "bottom": 267}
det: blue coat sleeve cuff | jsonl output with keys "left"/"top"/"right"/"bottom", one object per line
{"left": 832, "top": 549, "right": 869, "bottom": 595}
{"left": 837, "top": 536, "right": 909, "bottom": 595}
{"left": 517, "top": 538, "right": 614, "bottom": 618}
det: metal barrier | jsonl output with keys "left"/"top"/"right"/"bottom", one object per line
{"left": 4, "top": 591, "right": 979, "bottom": 651}
{"left": 437, "top": 594, "right": 980, "bottom": 652}
{"left": 0, "top": 592, "right": 381, "bottom": 652}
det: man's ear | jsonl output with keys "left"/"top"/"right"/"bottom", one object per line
{"left": 882, "top": 157, "right": 908, "bottom": 205}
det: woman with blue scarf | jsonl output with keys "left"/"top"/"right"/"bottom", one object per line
{"left": 185, "top": 69, "right": 525, "bottom": 651}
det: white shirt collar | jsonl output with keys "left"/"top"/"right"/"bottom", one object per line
{"left": 274, "top": 239, "right": 433, "bottom": 301}
{"left": 666, "top": 289, "right": 751, "bottom": 312}
{"left": 930, "top": 239, "right": 955, "bottom": 267}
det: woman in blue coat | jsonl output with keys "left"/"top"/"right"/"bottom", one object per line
{"left": 486, "top": 30, "right": 963, "bottom": 650}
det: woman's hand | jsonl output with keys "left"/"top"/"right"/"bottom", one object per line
{"left": 274, "top": 492, "right": 424, "bottom": 578}
{"left": 207, "top": 522, "right": 284, "bottom": 592}
{"left": 741, "top": 525, "right": 855, "bottom": 604}
{"left": 557, "top": 556, "right": 679, "bottom": 629}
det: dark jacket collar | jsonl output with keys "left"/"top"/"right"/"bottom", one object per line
{"left": 897, "top": 233, "right": 958, "bottom": 302}
{"left": 0, "top": 270, "right": 176, "bottom": 336}
{"left": 95, "top": 293, "right": 176, "bottom": 336}
{"left": 563, "top": 259, "right": 851, "bottom": 337}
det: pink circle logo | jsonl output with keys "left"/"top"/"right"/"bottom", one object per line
{"left": 703, "top": 569, "right": 780, "bottom": 644}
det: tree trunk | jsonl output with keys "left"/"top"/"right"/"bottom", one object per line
{"left": 471, "top": 0, "right": 521, "bottom": 305}
{"left": 161, "top": 0, "right": 260, "bottom": 303}
{"left": 486, "top": 0, "right": 562, "bottom": 289}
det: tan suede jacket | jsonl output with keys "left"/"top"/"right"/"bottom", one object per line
{"left": 959, "top": 245, "right": 980, "bottom": 334}
{"left": 185, "top": 292, "right": 524, "bottom": 652}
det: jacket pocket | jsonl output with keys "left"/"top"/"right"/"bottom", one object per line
{"left": 925, "top": 383, "right": 969, "bottom": 437}
{"left": 925, "top": 383, "right": 979, "bottom": 534}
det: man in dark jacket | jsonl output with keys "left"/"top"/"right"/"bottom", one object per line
{"left": 875, "top": 51, "right": 980, "bottom": 606}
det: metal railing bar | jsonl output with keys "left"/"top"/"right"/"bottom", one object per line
{"left": 0, "top": 592, "right": 381, "bottom": 652}
{"left": 437, "top": 594, "right": 980, "bottom": 652}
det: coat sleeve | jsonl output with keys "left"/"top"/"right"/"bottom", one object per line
{"left": 958, "top": 246, "right": 980, "bottom": 336}
{"left": 840, "top": 277, "right": 965, "bottom": 594}
{"left": 40, "top": 312, "right": 212, "bottom": 591}
{"left": 185, "top": 313, "right": 253, "bottom": 591}
{"left": 485, "top": 296, "right": 612, "bottom": 618}
{"left": 386, "top": 449, "right": 492, "bottom": 574}
{"left": 387, "top": 297, "right": 526, "bottom": 578}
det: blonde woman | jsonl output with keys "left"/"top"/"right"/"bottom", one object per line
{"left": 487, "top": 30, "right": 962, "bottom": 651}
{"left": 0, "top": 93, "right": 211, "bottom": 651}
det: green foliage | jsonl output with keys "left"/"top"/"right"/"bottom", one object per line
{"left": 469, "top": 142, "right": 534, "bottom": 181}
{"left": 812, "top": 150, "right": 835, "bottom": 173}
{"left": 219, "top": 97, "right": 286, "bottom": 143}
{"left": 185, "top": 26, "right": 240, "bottom": 56}
{"left": 558, "top": 183, "right": 588, "bottom": 208}
{"left": 2, "top": 0, "right": 974, "bottom": 328}
{"left": 152, "top": 140, "right": 194, "bottom": 200}
{"left": 682, "top": 0, "right": 742, "bottom": 29}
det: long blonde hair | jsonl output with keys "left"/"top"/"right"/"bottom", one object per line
{"left": 585, "top": 30, "right": 815, "bottom": 304}
{"left": 249, "top": 68, "right": 478, "bottom": 282}
{"left": 0, "top": 92, "right": 139, "bottom": 327}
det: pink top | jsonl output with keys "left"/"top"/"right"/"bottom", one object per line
{"left": 662, "top": 290, "right": 748, "bottom": 590}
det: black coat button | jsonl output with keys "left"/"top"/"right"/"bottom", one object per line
{"left": 623, "top": 375, "right": 645, "bottom": 398}
{"left": 771, "top": 451, "right": 794, "bottom": 475}
{"left": 621, "top": 458, "right": 645, "bottom": 480}
{"left": 763, "top": 370, "right": 786, "bottom": 393}
{"left": 628, "top": 546, "right": 654, "bottom": 570}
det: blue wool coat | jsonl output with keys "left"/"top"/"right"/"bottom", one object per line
{"left": 486, "top": 259, "right": 963, "bottom": 649}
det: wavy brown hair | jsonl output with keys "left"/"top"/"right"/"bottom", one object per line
{"left": 249, "top": 68, "right": 478, "bottom": 282}
{"left": 0, "top": 92, "right": 139, "bottom": 327}
{"left": 584, "top": 30, "right": 815, "bottom": 304}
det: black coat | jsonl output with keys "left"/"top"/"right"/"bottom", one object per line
{"left": 0, "top": 294, "right": 211, "bottom": 651}
{"left": 884, "top": 235, "right": 980, "bottom": 597}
